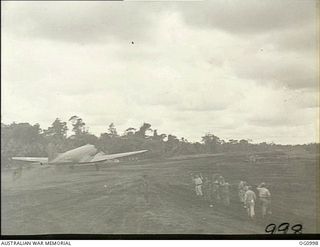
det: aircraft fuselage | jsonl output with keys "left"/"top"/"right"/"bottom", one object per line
{"left": 50, "top": 144, "right": 98, "bottom": 164}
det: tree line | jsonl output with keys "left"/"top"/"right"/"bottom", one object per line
{"left": 1, "top": 116, "right": 319, "bottom": 166}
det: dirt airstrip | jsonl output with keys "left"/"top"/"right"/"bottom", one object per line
{"left": 1, "top": 153, "right": 319, "bottom": 235}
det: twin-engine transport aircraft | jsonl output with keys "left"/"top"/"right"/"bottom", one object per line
{"left": 12, "top": 144, "right": 148, "bottom": 167}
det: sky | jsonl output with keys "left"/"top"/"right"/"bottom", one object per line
{"left": 1, "top": 0, "right": 319, "bottom": 144}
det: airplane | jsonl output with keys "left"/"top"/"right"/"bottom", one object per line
{"left": 11, "top": 144, "right": 148, "bottom": 170}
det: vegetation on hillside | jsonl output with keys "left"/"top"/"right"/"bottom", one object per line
{"left": 1, "top": 116, "right": 319, "bottom": 166}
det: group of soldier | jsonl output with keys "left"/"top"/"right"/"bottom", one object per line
{"left": 192, "top": 173, "right": 272, "bottom": 220}
{"left": 239, "top": 180, "right": 272, "bottom": 219}
{"left": 192, "top": 173, "right": 231, "bottom": 207}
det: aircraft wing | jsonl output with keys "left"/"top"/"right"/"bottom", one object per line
{"left": 87, "top": 150, "right": 148, "bottom": 163}
{"left": 11, "top": 157, "right": 49, "bottom": 163}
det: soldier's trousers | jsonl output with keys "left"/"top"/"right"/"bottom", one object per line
{"left": 195, "top": 185, "right": 203, "bottom": 196}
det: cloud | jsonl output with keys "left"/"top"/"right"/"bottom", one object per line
{"left": 269, "top": 24, "right": 319, "bottom": 53}
{"left": 1, "top": 1, "right": 318, "bottom": 145}
{"left": 175, "top": 0, "right": 317, "bottom": 35}
{"left": 2, "top": 1, "right": 166, "bottom": 44}
{"left": 226, "top": 41, "right": 318, "bottom": 89}
{"left": 4, "top": 1, "right": 317, "bottom": 43}
{"left": 238, "top": 85, "right": 319, "bottom": 127}
{"left": 234, "top": 58, "right": 317, "bottom": 90}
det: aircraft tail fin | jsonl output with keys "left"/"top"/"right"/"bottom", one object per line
{"left": 47, "top": 143, "right": 60, "bottom": 162}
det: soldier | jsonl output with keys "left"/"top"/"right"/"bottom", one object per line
{"left": 202, "top": 176, "right": 212, "bottom": 204}
{"left": 217, "top": 175, "right": 225, "bottom": 204}
{"left": 193, "top": 174, "right": 203, "bottom": 197}
{"left": 141, "top": 175, "right": 150, "bottom": 204}
{"left": 238, "top": 180, "right": 247, "bottom": 207}
{"left": 220, "top": 181, "right": 231, "bottom": 206}
{"left": 249, "top": 155, "right": 256, "bottom": 164}
{"left": 244, "top": 186, "right": 256, "bottom": 219}
{"left": 257, "top": 182, "right": 272, "bottom": 218}
{"left": 12, "top": 167, "right": 22, "bottom": 181}
{"left": 211, "top": 174, "right": 221, "bottom": 204}
{"left": 218, "top": 175, "right": 225, "bottom": 184}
